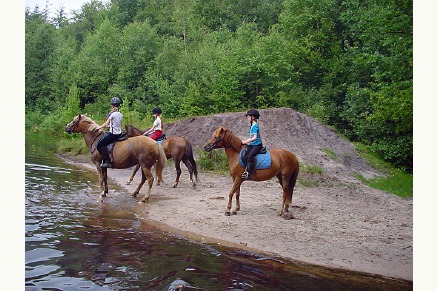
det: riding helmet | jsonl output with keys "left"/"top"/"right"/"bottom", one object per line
{"left": 152, "top": 107, "right": 162, "bottom": 114}
{"left": 244, "top": 109, "right": 260, "bottom": 119}
{"left": 110, "top": 97, "right": 122, "bottom": 106}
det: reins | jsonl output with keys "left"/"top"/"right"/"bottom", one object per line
{"left": 89, "top": 130, "right": 104, "bottom": 153}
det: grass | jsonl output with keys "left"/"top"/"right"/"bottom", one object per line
{"left": 57, "top": 137, "right": 89, "bottom": 156}
{"left": 355, "top": 142, "right": 413, "bottom": 198}
{"left": 301, "top": 164, "right": 324, "bottom": 175}
{"left": 322, "top": 147, "right": 337, "bottom": 159}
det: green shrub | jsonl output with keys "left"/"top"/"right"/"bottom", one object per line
{"left": 196, "top": 147, "right": 229, "bottom": 174}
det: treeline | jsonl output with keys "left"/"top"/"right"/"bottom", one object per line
{"left": 25, "top": 0, "right": 412, "bottom": 172}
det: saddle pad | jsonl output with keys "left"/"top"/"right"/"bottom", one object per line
{"left": 239, "top": 150, "right": 272, "bottom": 169}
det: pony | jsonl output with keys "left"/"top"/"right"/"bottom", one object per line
{"left": 64, "top": 114, "right": 167, "bottom": 202}
{"left": 125, "top": 124, "right": 200, "bottom": 188}
{"left": 203, "top": 127, "right": 300, "bottom": 219}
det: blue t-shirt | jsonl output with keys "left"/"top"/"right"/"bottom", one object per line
{"left": 249, "top": 123, "right": 261, "bottom": 145}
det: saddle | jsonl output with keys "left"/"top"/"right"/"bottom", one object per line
{"left": 155, "top": 134, "right": 166, "bottom": 144}
{"left": 106, "top": 131, "right": 128, "bottom": 161}
{"left": 238, "top": 145, "right": 271, "bottom": 169}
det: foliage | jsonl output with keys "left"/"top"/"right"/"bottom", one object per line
{"left": 196, "top": 147, "right": 229, "bottom": 174}
{"left": 25, "top": 0, "right": 412, "bottom": 172}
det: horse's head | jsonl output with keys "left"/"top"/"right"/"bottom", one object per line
{"left": 65, "top": 114, "right": 82, "bottom": 134}
{"left": 125, "top": 124, "right": 144, "bottom": 137}
{"left": 203, "top": 127, "right": 228, "bottom": 152}
{"left": 125, "top": 124, "right": 135, "bottom": 137}
{"left": 65, "top": 114, "right": 96, "bottom": 134}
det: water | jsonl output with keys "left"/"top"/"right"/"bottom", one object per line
{"left": 24, "top": 134, "right": 412, "bottom": 290}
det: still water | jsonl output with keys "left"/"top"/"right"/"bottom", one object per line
{"left": 25, "top": 134, "right": 412, "bottom": 290}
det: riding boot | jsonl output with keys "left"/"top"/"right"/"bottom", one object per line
{"left": 100, "top": 148, "right": 112, "bottom": 168}
{"left": 242, "top": 161, "right": 254, "bottom": 180}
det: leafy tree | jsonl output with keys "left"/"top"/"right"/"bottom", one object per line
{"left": 69, "top": 18, "right": 121, "bottom": 107}
{"left": 25, "top": 13, "right": 58, "bottom": 111}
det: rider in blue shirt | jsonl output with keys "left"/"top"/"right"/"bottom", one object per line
{"left": 241, "top": 109, "right": 263, "bottom": 180}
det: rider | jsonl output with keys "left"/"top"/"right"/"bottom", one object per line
{"left": 96, "top": 97, "right": 123, "bottom": 168}
{"left": 143, "top": 107, "right": 163, "bottom": 140}
{"left": 241, "top": 109, "right": 263, "bottom": 180}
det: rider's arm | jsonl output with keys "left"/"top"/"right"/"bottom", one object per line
{"left": 242, "top": 134, "right": 257, "bottom": 145}
{"left": 96, "top": 118, "right": 110, "bottom": 130}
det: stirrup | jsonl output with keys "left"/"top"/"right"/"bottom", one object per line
{"left": 241, "top": 171, "right": 250, "bottom": 180}
{"left": 100, "top": 160, "right": 112, "bottom": 168}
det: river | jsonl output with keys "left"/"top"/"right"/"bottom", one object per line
{"left": 24, "top": 134, "right": 412, "bottom": 290}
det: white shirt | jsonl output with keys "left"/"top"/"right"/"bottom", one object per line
{"left": 109, "top": 111, "right": 123, "bottom": 134}
{"left": 153, "top": 116, "right": 162, "bottom": 131}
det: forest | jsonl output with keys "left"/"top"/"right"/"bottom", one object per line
{"left": 25, "top": 0, "right": 412, "bottom": 172}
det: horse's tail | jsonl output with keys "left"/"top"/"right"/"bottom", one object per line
{"left": 185, "top": 140, "right": 200, "bottom": 182}
{"left": 287, "top": 157, "right": 300, "bottom": 204}
{"left": 155, "top": 143, "right": 167, "bottom": 183}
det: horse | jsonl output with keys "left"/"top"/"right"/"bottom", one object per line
{"left": 125, "top": 124, "right": 200, "bottom": 188}
{"left": 203, "top": 127, "right": 300, "bottom": 219}
{"left": 65, "top": 114, "right": 167, "bottom": 203}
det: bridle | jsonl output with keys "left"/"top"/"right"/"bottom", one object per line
{"left": 67, "top": 117, "right": 103, "bottom": 153}
{"left": 207, "top": 136, "right": 232, "bottom": 150}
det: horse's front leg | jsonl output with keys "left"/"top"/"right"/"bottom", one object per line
{"left": 226, "top": 178, "right": 243, "bottom": 216}
{"left": 99, "top": 167, "right": 108, "bottom": 202}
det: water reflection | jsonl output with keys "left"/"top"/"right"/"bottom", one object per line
{"left": 25, "top": 135, "right": 412, "bottom": 290}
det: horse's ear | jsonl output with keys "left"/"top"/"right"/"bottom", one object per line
{"left": 77, "top": 114, "right": 82, "bottom": 120}
{"left": 219, "top": 127, "right": 224, "bottom": 133}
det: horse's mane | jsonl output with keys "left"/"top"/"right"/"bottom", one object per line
{"left": 79, "top": 114, "right": 101, "bottom": 132}
{"left": 222, "top": 128, "right": 243, "bottom": 151}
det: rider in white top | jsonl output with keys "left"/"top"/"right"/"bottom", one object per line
{"left": 96, "top": 97, "right": 123, "bottom": 168}
{"left": 144, "top": 108, "right": 163, "bottom": 140}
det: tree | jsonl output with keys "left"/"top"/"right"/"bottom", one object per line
{"left": 25, "top": 13, "right": 58, "bottom": 111}
{"left": 69, "top": 19, "right": 121, "bottom": 107}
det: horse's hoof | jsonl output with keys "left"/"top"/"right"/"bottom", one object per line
{"left": 281, "top": 212, "right": 294, "bottom": 220}
{"left": 126, "top": 181, "right": 131, "bottom": 185}
{"left": 231, "top": 211, "right": 238, "bottom": 215}
{"left": 225, "top": 212, "right": 231, "bottom": 216}
{"left": 172, "top": 183, "right": 177, "bottom": 188}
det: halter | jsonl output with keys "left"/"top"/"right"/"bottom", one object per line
{"left": 209, "top": 136, "right": 232, "bottom": 149}
{"left": 69, "top": 117, "right": 103, "bottom": 153}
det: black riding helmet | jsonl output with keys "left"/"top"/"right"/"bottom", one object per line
{"left": 110, "top": 97, "right": 122, "bottom": 106}
{"left": 244, "top": 109, "right": 260, "bottom": 119}
{"left": 152, "top": 107, "right": 162, "bottom": 114}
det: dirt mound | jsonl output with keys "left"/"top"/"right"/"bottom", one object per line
{"left": 165, "top": 107, "right": 380, "bottom": 183}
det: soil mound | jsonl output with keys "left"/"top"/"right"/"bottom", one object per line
{"left": 165, "top": 107, "right": 380, "bottom": 183}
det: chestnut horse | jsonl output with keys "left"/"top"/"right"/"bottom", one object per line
{"left": 203, "top": 127, "right": 300, "bottom": 219}
{"left": 125, "top": 124, "right": 199, "bottom": 188}
{"left": 65, "top": 114, "right": 167, "bottom": 202}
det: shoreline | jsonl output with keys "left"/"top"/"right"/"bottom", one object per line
{"left": 61, "top": 154, "right": 413, "bottom": 282}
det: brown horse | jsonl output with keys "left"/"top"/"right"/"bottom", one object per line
{"left": 203, "top": 127, "right": 300, "bottom": 219}
{"left": 125, "top": 124, "right": 200, "bottom": 188}
{"left": 65, "top": 114, "right": 167, "bottom": 202}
